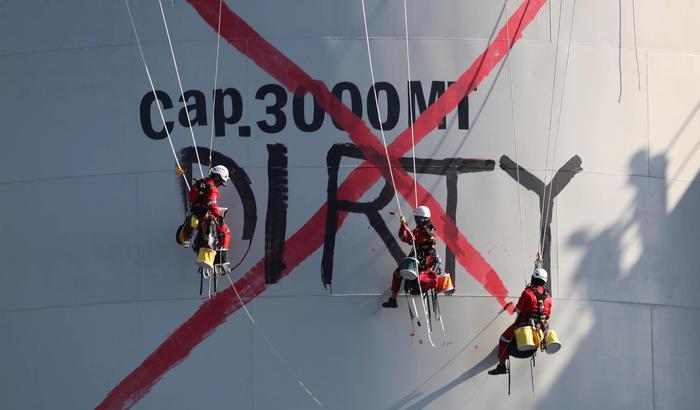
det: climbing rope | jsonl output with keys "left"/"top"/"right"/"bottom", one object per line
{"left": 540, "top": 0, "right": 578, "bottom": 257}
{"left": 223, "top": 273, "right": 323, "bottom": 407}
{"left": 125, "top": 0, "right": 189, "bottom": 189}
{"left": 617, "top": 0, "right": 623, "bottom": 103}
{"left": 632, "top": 0, "right": 641, "bottom": 91}
{"left": 503, "top": 0, "right": 529, "bottom": 286}
{"left": 361, "top": 0, "right": 435, "bottom": 347}
{"left": 402, "top": 0, "right": 419, "bottom": 209}
{"left": 360, "top": 0, "right": 403, "bottom": 217}
{"left": 540, "top": 0, "right": 565, "bottom": 249}
{"left": 403, "top": 0, "right": 448, "bottom": 343}
{"left": 208, "top": 0, "right": 224, "bottom": 168}
{"left": 156, "top": 0, "right": 205, "bottom": 179}
{"left": 129, "top": 4, "right": 318, "bottom": 405}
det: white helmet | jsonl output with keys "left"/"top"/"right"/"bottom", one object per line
{"left": 414, "top": 205, "right": 431, "bottom": 218}
{"left": 532, "top": 267, "right": 548, "bottom": 283}
{"left": 210, "top": 165, "right": 230, "bottom": 183}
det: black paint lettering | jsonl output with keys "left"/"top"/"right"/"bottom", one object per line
{"left": 499, "top": 155, "right": 583, "bottom": 293}
{"left": 292, "top": 88, "right": 325, "bottom": 132}
{"left": 256, "top": 84, "right": 287, "bottom": 133}
{"left": 367, "top": 82, "right": 400, "bottom": 130}
{"left": 331, "top": 82, "right": 363, "bottom": 131}
{"left": 177, "top": 90, "right": 207, "bottom": 128}
{"left": 399, "top": 157, "right": 496, "bottom": 285}
{"left": 448, "top": 81, "right": 471, "bottom": 130}
{"left": 322, "top": 143, "right": 404, "bottom": 290}
{"left": 214, "top": 88, "right": 243, "bottom": 137}
{"left": 264, "top": 144, "right": 289, "bottom": 284}
{"left": 140, "top": 90, "right": 174, "bottom": 140}
{"left": 409, "top": 80, "right": 447, "bottom": 129}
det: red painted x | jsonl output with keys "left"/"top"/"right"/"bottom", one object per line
{"left": 98, "top": 0, "right": 546, "bottom": 408}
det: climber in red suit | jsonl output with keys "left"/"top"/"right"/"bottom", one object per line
{"left": 488, "top": 264, "right": 552, "bottom": 375}
{"left": 188, "top": 165, "right": 231, "bottom": 259}
{"left": 382, "top": 205, "right": 440, "bottom": 308}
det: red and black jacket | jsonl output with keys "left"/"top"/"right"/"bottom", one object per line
{"left": 188, "top": 177, "right": 223, "bottom": 219}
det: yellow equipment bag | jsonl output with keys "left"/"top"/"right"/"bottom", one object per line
{"left": 197, "top": 247, "right": 216, "bottom": 269}
{"left": 545, "top": 329, "right": 562, "bottom": 354}
{"left": 515, "top": 326, "right": 536, "bottom": 351}
{"left": 436, "top": 274, "right": 454, "bottom": 294}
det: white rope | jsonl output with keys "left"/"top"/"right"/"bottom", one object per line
{"left": 223, "top": 273, "right": 323, "bottom": 407}
{"left": 157, "top": 0, "right": 205, "bottom": 179}
{"left": 208, "top": 0, "right": 224, "bottom": 168}
{"left": 403, "top": 1, "right": 448, "bottom": 343}
{"left": 538, "top": 0, "right": 565, "bottom": 255}
{"left": 434, "top": 293, "right": 447, "bottom": 340}
{"left": 632, "top": 0, "right": 641, "bottom": 91}
{"left": 410, "top": 296, "right": 435, "bottom": 347}
{"left": 402, "top": 0, "right": 419, "bottom": 210}
{"left": 617, "top": 0, "right": 623, "bottom": 103}
{"left": 503, "top": 0, "right": 529, "bottom": 286}
{"left": 360, "top": 0, "right": 403, "bottom": 217}
{"left": 361, "top": 0, "right": 434, "bottom": 347}
{"left": 124, "top": 0, "right": 189, "bottom": 189}
{"left": 540, "top": 0, "right": 578, "bottom": 255}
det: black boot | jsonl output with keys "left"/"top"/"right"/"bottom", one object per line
{"left": 488, "top": 362, "right": 508, "bottom": 375}
{"left": 382, "top": 297, "right": 398, "bottom": 308}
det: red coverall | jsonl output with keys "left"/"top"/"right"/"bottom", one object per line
{"left": 390, "top": 222, "right": 438, "bottom": 293}
{"left": 497, "top": 285, "right": 552, "bottom": 361}
{"left": 188, "top": 177, "right": 231, "bottom": 249}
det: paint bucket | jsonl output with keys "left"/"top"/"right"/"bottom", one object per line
{"left": 197, "top": 247, "right": 216, "bottom": 270}
{"left": 545, "top": 330, "right": 562, "bottom": 354}
{"left": 435, "top": 274, "right": 454, "bottom": 293}
{"left": 399, "top": 257, "right": 419, "bottom": 280}
{"left": 190, "top": 215, "right": 200, "bottom": 228}
{"left": 515, "top": 326, "right": 536, "bottom": 351}
{"left": 176, "top": 224, "right": 192, "bottom": 246}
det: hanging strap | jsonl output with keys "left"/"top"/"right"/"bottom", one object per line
{"left": 530, "top": 355, "right": 536, "bottom": 396}
{"left": 507, "top": 359, "right": 512, "bottom": 395}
